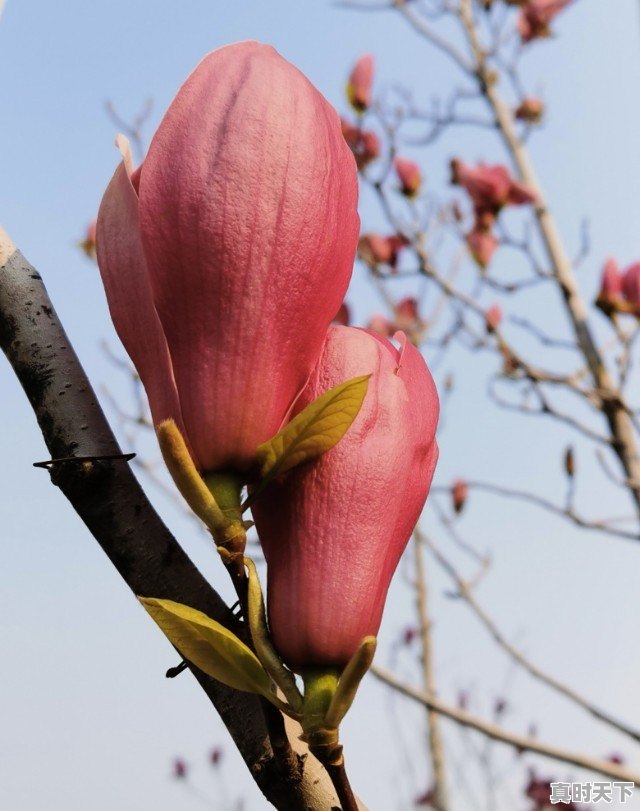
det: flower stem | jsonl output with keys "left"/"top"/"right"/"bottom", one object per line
{"left": 324, "top": 759, "right": 359, "bottom": 811}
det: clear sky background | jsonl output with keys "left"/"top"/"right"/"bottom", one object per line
{"left": 2, "top": 1, "right": 640, "bottom": 810}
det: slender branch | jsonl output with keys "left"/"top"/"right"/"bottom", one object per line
{"left": 414, "top": 536, "right": 450, "bottom": 811}
{"left": 432, "top": 481, "right": 640, "bottom": 542}
{"left": 420, "top": 530, "right": 640, "bottom": 744}
{"left": 0, "top": 229, "right": 363, "bottom": 811}
{"left": 370, "top": 666, "right": 640, "bottom": 785}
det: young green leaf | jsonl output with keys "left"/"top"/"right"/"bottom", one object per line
{"left": 325, "top": 636, "right": 377, "bottom": 730}
{"left": 256, "top": 374, "right": 371, "bottom": 482}
{"left": 139, "top": 597, "right": 274, "bottom": 699}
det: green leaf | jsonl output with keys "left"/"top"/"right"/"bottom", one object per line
{"left": 139, "top": 597, "right": 274, "bottom": 699}
{"left": 256, "top": 374, "right": 371, "bottom": 481}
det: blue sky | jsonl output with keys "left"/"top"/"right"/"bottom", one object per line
{"left": 2, "top": 1, "right": 640, "bottom": 809}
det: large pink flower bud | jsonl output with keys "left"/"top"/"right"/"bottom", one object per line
{"left": 346, "top": 54, "right": 374, "bottom": 112}
{"left": 252, "top": 326, "right": 439, "bottom": 669}
{"left": 97, "top": 42, "right": 359, "bottom": 473}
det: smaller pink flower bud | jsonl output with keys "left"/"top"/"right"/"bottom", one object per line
{"left": 607, "top": 752, "right": 625, "bottom": 765}
{"left": 600, "top": 258, "right": 623, "bottom": 301}
{"left": 452, "top": 479, "right": 468, "bottom": 514}
{"left": 596, "top": 258, "right": 624, "bottom": 317}
{"left": 515, "top": 97, "right": 545, "bottom": 124}
{"left": 210, "top": 747, "right": 224, "bottom": 767}
{"left": 333, "top": 301, "right": 351, "bottom": 326}
{"left": 622, "top": 263, "right": 640, "bottom": 314}
{"left": 252, "top": 326, "right": 439, "bottom": 669}
{"left": 466, "top": 226, "right": 499, "bottom": 269}
{"left": 518, "top": 0, "right": 572, "bottom": 44}
{"left": 485, "top": 304, "right": 502, "bottom": 332}
{"left": 173, "top": 758, "right": 187, "bottom": 779}
{"left": 79, "top": 220, "right": 97, "bottom": 260}
{"left": 394, "top": 297, "right": 421, "bottom": 332}
{"left": 341, "top": 119, "right": 381, "bottom": 170}
{"left": 346, "top": 54, "right": 374, "bottom": 112}
{"left": 394, "top": 157, "right": 422, "bottom": 198}
{"left": 402, "top": 626, "right": 418, "bottom": 646}
{"left": 415, "top": 787, "right": 436, "bottom": 807}
{"left": 494, "top": 697, "right": 507, "bottom": 716}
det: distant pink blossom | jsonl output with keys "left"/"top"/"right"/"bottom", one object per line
{"left": 341, "top": 118, "right": 381, "bottom": 170}
{"left": 347, "top": 54, "right": 374, "bottom": 111}
{"left": 518, "top": 0, "right": 572, "bottom": 44}
{"left": 358, "top": 233, "right": 408, "bottom": 271}
{"left": 466, "top": 226, "right": 499, "bottom": 269}
{"left": 451, "top": 159, "right": 536, "bottom": 224}
{"left": 394, "top": 156, "right": 422, "bottom": 197}
{"left": 486, "top": 304, "right": 503, "bottom": 332}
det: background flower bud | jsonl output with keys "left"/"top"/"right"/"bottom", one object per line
{"left": 97, "top": 42, "right": 359, "bottom": 474}
{"left": 452, "top": 479, "right": 468, "bottom": 513}
{"left": 518, "top": 0, "right": 572, "bottom": 44}
{"left": 515, "top": 97, "right": 545, "bottom": 124}
{"left": 452, "top": 159, "right": 536, "bottom": 224}
{"left": 346, "top": 54, "right": 374, "bottom": 112}
{"left": 252, "top": 326, "right": 439, "bottom": 670}
{"left": 394, "top": 156, "right": 422, "bottom": 197}
{"left": 622, "top": 263, "right": 640, "bottom": 315}
{"left": 486, "top": 304, "right": 503, "bottom": 332}
{"left": 466, "top": 225, "right": 498, "bottom": 269}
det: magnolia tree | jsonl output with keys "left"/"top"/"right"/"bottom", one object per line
{"left": 2, "top": 2, "right": 640, "bottom": 810}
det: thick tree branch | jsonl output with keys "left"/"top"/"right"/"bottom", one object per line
{"left": 0, "top": 229, "right": 360, "bottom": 811}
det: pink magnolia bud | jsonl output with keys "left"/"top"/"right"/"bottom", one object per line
{"left": 367, "top": 314, "right": 395, "bottom": 337}
{"left": 485, "top": 304, "right": 502, "bottom": 332}
{"left": 252, "top": 326, "right": 439, "bottom": 669}
{"left": 515, "top": 97, "right": 545, "bottom": 124}
{"left": 622, "top": 263, "right": 640, "bottom": 314}
{"left": 332, "top": 301, "right": 351, "bottom": 326}
{"left": 341, "top": 119, "right": 381, "bottom": 170}
{"left": 79, "top": 220, "right": 97, "bottom": 260}
{"left": 209, "top": 747, "right": 223, "bottom": 767}
{"left": 358, "top": 233, "right": 407, "bottom": 270}
{"left": 346, "top": 54, "right": 374, "bottom": 112}
{"left": 466, "top": 226, "right": 499, "bottom": 269}
{"left": 394, "top": 157, "right": 422, "bottom": 198}
{"left": 451, "top": 159, "right": 536, "bottom": 222}
{"left": 173, "top": 758, "right": 187, "bottom": 779}
{"left": 451, "top": 479, "right": 468, "bottom": 513}
{"left": 599, "top": 258, "right": 623, "bottom": 302}
{"left": 402, "top": 626, "right": 418, "bottom": 646}
{"left": 394, "top": 297, "right": 420, "bottom": 331}
{"left": 518, "top": 0, "right": 572, "bottom": 43}
{"left": 97, "top": 43, "right": 359, "bottom": 474}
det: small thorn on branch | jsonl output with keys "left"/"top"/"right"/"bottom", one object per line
{"left": 166, "top": 660, "right": 188, "bottom": 678}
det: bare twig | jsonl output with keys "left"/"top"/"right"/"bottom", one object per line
{"left": 370, "top": 666, "right": 640, "bottom": 785}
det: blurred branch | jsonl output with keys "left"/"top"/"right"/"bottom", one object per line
{"left": 414, "top": 534, "right": 450, "bottom": 810}
{"left": 370, "top": 666, "right": 640, "bottom": 785}
{"left": 432, "top": 481, "right": 640, "bottom": 542}
{"left": 420, "top": 530, "right": 640, "bottom": 744}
